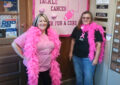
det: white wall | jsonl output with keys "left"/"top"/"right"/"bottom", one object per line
{"left": 90, "top": 0, "right": 120, "bottom": 85}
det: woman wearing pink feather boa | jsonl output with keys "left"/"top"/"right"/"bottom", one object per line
{"left": 12, "top": 13, "right": 61, "bottom": 85}
{"left": 69, "top": 11, "right": 105, "bottom": 85}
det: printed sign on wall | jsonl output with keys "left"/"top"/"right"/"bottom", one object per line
{"left": 0, "top": 15, "right": 17, "bottom": 38}
{"left": 96, "top": 0, "right": 110, "bottom": 5}
{"left": 33, "top": 0, "right": 88, "bottom": 36}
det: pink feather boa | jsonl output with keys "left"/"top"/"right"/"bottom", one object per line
{"left": 23, "top": 26, "right": 61, "bottom": 85}
{"left": 81, "top": 22, "right": 106, "bottom": 63}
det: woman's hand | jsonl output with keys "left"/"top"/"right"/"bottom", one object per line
{"left": 69, "top": 38, "right": 75, "bottom": 61}
{"left": 69, "top": 52, "right": 73, "bottom": 61}
{"left": 12, "top": 42, "right": 24, "bottom": 59}
{"left": 92, "top": 42, "right": 101, "bottom": 66}
{"left": 92, "top": 58, "right": 98, "bottom": 66}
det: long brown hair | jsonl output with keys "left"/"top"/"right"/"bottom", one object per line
{"left": 77, "top": 11, "right": 93, "bottom": 29}
{"left": 32, "top": 14, "right": 50, "bottom": 34}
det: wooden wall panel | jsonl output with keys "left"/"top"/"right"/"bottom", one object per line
{"left": 0, "top": 46, "right": 16, "bottom": 56}
{"left": 0, "top": 38, "right": 15, "bottom": 45}
{"left": 26, "top": 0, "right": 33, "bottom": 29}
{"left": 0, "top": 79, "right": 19, "bottom": 85}
{"left": 0, "top": 55, "right": 20, "bottom": 64}
{"left": 0, "top": 1, "right": 4, "bottom": 12}
{"left": 19, "top": 0, "right": 33, "bottom": 31}
{"left": 0, "top": 62, "right": 19, "bottom": 74}
{"left": 58, "top": 37, "right": 75, "bottom": 80}
{"left": 0, "top": 72, "right": 20, "bottom": 82}
{"left": 19, "top": 0, "right": 27, "bottom": 32}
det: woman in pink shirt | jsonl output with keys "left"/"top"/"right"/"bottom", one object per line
{"left": 12, "top": 14, "right": 61, "bottom": 85}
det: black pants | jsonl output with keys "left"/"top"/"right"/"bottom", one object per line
{"left": 24, "top": 66, "right": 51, "bottom": 85}
{"left": 38, "top": 70, "right": 51, "bottom": 85}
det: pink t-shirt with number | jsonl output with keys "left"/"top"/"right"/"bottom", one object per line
{"left": 14, "top": 32, "right": 54, "bottom": 72}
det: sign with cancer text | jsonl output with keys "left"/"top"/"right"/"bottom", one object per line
{"left": 33, "top": 0, "right": 88, "bottom": 36}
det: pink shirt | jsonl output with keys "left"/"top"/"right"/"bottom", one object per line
{"left": 14, "top": 32, "right": 54, "bottom": 72}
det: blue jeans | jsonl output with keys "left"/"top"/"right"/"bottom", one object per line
{"left": 72, "top": 56, "right": 96, "bottom": 85}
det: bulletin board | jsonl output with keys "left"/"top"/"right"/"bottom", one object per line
{"left": 111, "top": 1, "right": 120, "bottom": 74}
{"left": 32, "top": 0, "right": 89, "bottom": 36}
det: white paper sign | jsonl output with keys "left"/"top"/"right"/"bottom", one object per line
{"left": 116, "top": 14, "right": 120, "bottom": 17}
{"left": 117, "top": 59, "right": 120, "bottom": 63}
{"left": 115, "top": 22, "right": 119, "bottom": 25}
{"left": 113, "top": 48, "right": 119, "bottom": 53}
{"left": 115, "top": 30, "right": 119, "bottom": 33}
{"left": 96, "top": 0, "right": 110, "bottom": 5}
{"left": 33, "top": 0, "right": 88, "bottom": 36}
{"left": 114, "top": 39, "right": 120, "bottom": 43}
{"left": 117, "top": 6, "right": 120, "bottom": 9}
{"left": 116, "top": 68, "right": 120, "bottom": 72}
{"left": 106, "top": 34, "right": 112, "bottom": 41}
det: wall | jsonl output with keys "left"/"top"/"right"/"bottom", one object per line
{"left": 107, "top": 0, "right": 120, "bottom": 84}
{"left": 90, "top": 0, "right": 120, "bottom": 85}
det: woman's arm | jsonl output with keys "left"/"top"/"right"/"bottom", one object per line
{"left": 69, "top": 38, "right": 75, "bottom": 61}
{"left": 92, "top": 42, "right": 101, "bottom": 65}
{"left": 11, "top": 42, "right": 25, "bottom": 59}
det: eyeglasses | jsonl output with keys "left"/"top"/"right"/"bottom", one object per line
{"left": 82, "top": 17, "right": 90, "bottom": 20}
